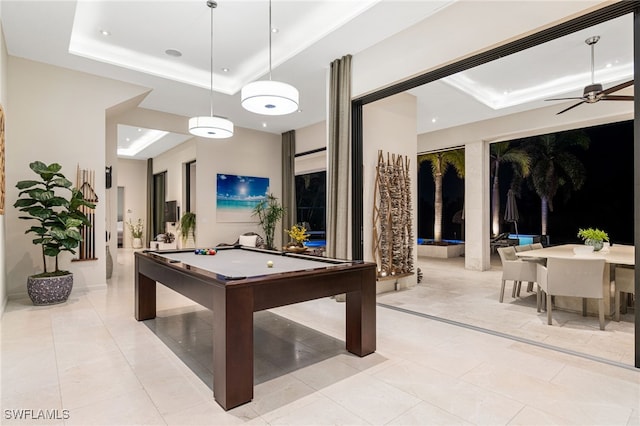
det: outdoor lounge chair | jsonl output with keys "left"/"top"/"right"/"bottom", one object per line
{"left": 490, "top": 232, "right": 519, "bottom": 253}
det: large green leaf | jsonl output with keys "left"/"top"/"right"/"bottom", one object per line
{"left": 16, "top": 180, "right": 43, "bottom": 190}
{"left": 43, "top": 246, "right": 61, "bottom": 257}
{"left": 50, "top": 228, "right": 66, "bottom": 240}
{"left": 27, "top": 226, "right": 47, "bottom": 235}
{"left": 50, "top": 177, "right": 72, "bottom": 188}
{"left": 22, "top": 206, "right": 52, "bottom": 220}
{"left": 65, "top": 228, "right": 82, "bottom": 241}
{"left": 64, "top": 218, "right": 84, "bottom": 229}
{"left": 13, "top": 198, "right": 38, "bottom": 208}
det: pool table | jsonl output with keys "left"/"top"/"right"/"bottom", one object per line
{"left": 134, "top": 246, "right": 377, "bottom": 410}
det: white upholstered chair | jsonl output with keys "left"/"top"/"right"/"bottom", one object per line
{"left": 536, "top": 257, "right": 606, "bottom": 330}
{"left": 614, "top": 266, "right": 635, "bottom": 321}
{"left": 497, "top": 246, "right": 537, "bottom": 303}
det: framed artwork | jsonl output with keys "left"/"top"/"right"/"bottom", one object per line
{"left": 216, "top": 174, "right": 269, "bottom": 222}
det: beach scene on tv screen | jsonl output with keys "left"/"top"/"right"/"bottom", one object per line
{"left": 216, "top": 174, "right": 269, "bottom": 222}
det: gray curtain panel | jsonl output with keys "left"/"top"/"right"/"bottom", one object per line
{"left": 282, "top": 130, "right": 296, "bottom": 243}
{"left": 146, "top": 158, "right": 154, "bottom": 247}
{"left": 327, "top": 54, "right": 352, "bottom": 259}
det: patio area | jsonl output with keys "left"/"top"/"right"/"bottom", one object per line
{"left": 378, "top": 253, "right": 636, "bottom": 367}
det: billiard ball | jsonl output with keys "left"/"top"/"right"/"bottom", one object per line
{"left": 267, "top": 260, "right": 274, "bottom": 268}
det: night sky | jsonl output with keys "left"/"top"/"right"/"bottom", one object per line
{"left": 418, "top": 120, "right": 634, "bottom": 245}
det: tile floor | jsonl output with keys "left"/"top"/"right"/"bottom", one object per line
{"left": 1, "top": 249, "right": 639, "bottom": 425}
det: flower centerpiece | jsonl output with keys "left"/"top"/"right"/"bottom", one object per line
{"left": 577, "top": 227, "right": 609, "bottom": 251}
{"left": 284, "top": 224, "right": 310, "bottom": 252}
{"left": 127, "top": 218, "right": 144, "bottom": 248}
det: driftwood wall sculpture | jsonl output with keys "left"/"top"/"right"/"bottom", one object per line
{"left": 372, "top": 150, "right": 414, "bottom": 279}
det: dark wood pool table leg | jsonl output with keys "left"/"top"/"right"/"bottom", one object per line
{"left": 212, "top": 285, "right": 254, "bottom": 410}
{"left": 345, "top": 268, "right": 376, "bottom": 356}
{"left": 135, "top": 272, "right": 156, "bottom": 321}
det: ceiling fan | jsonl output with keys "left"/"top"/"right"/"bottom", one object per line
{"left": 546, "top": 35, "right": 634, "bottom": 115}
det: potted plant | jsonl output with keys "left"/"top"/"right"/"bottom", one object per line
{"left": 127, "top": 218, "right": 144, "bottom": 248}
{"left": 252, "top": 194, "right": 285, "bottom": 250}
{"left": 284, "top": 224, "right": 309, "bottom": 252}
{"left": 577, "top": 227, "right": 609, "bottom": 251}
{"left": 180, "top": 212, "right": 196, "bottom": 244}
{"left": 14, "top": 161, "right": 94, "bottom": 305}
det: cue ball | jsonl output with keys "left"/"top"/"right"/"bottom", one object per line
{"left": 267, "top": 260, "right": 274, "bottom": 268}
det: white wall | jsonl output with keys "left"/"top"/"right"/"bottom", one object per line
{"left": 5, "top": 58, "right": 148, "bottom": 298}
{"left": 196, "top": 126, "right": 282, "bottom": 248}
{"left": 0, "top": 16, "right": 7, "bottom": 313}
{"left": 145, "top": 125, "right": 282, "bottom": 249}
{"left": 295, "top": 121, "right": 326, "bottom": 175}
{"left": 363, "top": 93, "right": 418, "bottom": 290}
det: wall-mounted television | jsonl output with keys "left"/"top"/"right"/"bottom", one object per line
{"left": 165, "top": 200, "right": 178, "bottom": 223}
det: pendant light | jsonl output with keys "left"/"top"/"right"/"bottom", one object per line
{"left": 240, "top": 0, "right": 299, "bottom": 115}
{"left": 189, "top": 0, "right": 233, "bottom": 139}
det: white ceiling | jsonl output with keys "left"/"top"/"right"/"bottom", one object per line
{"left": 1, "top": 1, "right": 634, "bottom": 159}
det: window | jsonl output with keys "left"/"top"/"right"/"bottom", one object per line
{"left": 295, "top": 171, "right": 325, "bottom": 237}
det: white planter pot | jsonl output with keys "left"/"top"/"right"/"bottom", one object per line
{"left": 133, "top": 237, "right": 143, "bottom": 249}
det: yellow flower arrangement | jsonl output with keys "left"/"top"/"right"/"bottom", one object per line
{"left": 285, "top": 224, "right": 309, "bottom": 244}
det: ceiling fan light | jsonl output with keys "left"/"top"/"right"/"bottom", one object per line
{"left": 241, "top": 80, "right": 299, "bottom": 115}
{"left": 189, "top": 116, "right": 234, "bottom": 139}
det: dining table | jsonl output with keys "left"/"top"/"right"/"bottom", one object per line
{"left": 516, "top": 243, "right": 634, "bottom": 317}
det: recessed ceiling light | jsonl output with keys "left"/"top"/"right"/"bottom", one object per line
{"left": 137, "top": 128, "right": 142, "bottom": 132}
{"left": 271, "top": 27, "right": 279, "bottom": 33}
{"left": 126, "top": 137, "right": 130, "bottom": 142}
{"left": 222, "top": 67, "right": 229, "bottom": 72}
{"left": 165, "top": 49, "right": 182, "bottom": 57}
{"left": 431, "top": 118, "right": 437, "bottom": 123}
{"left": 262, "top": 122, "right": 267, "bottom": 128}
{"left": 100, "top": 29, "right": 110, "bottom": 36}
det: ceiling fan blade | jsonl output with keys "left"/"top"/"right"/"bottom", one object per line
{"left": 600, "top": 95, "right": 634, "bottom": 101}
{"left": 545, "top": 97, "right": 584, "bottom": 102}
{"left": 556, "top": 101, "right": 585, "bottom": 115}
{"left": 601, "top": 79, "right": 634, "bottom": 95}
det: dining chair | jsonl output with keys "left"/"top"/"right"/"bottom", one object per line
{"left": 515, "top": 243, "right": 545, "bottom": 291}
{"left": 614, "top": 266, "right": 635, "bottom": 321}
{"left": 497, "top": 246, "right": 537, "bottom": 302}
{"left": 536, "top": 257, "right": 607, "bottom": 330}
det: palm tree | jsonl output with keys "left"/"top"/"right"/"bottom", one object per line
{"left": 418, "top": 149, "right": 464, "bottom": 242}
{"left": 490, "top": 142, "right": 531, "bottom": 236}
{"left": 522, "top": 131, "right": 589, "bottom": 236}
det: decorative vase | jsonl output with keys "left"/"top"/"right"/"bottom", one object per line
{"left": 585, "top": 239, "right": 603, "bottom": 251}
{"left": 27, "top": 273, "right": 73, "bottom": 305}
{"left": 106, "top": 245, "right": 113, "bottom": 279}
{"left": 133, "top": 237, "right": 143, "bottom": 249}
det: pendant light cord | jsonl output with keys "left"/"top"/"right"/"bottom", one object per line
{"left": 268, "top": 0, "right": 272, "bottom": 81}
{"left": 209, "top": 1, "right": 214, "bottom": 116}
{"left": 590, "top": 41, "right": 595, "bottom": 85}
